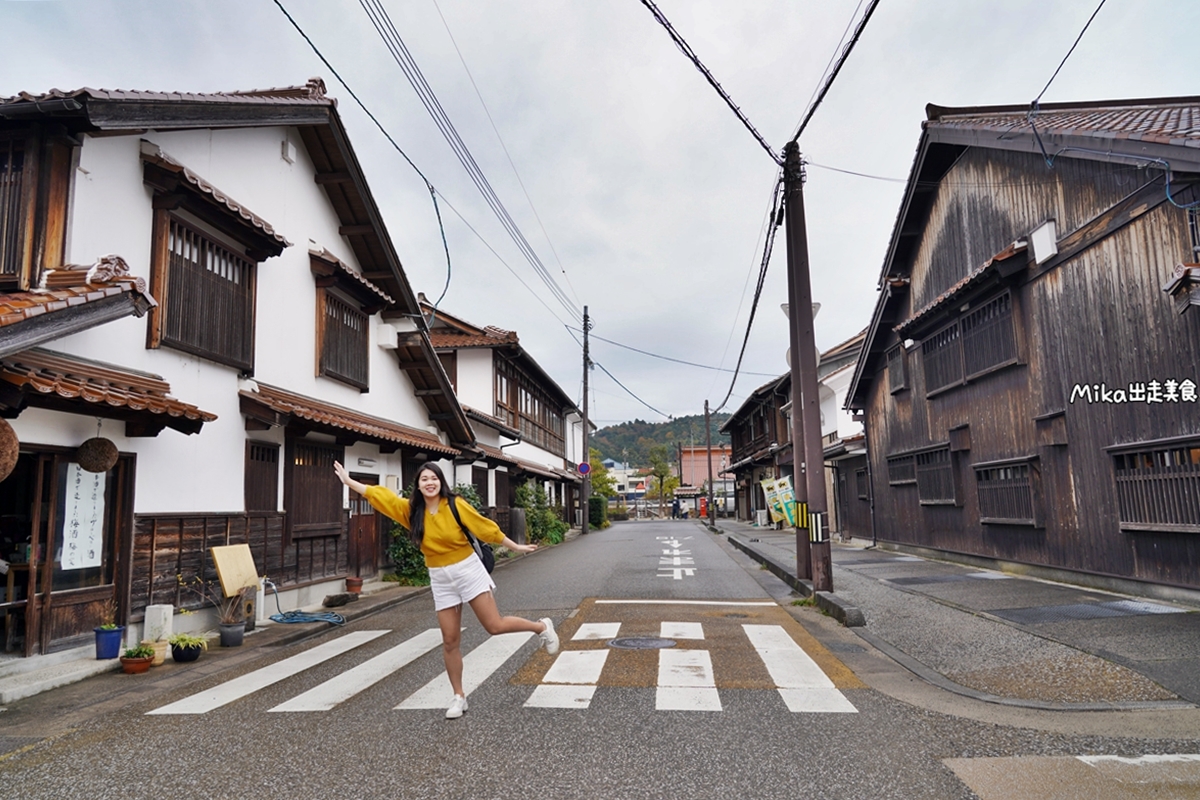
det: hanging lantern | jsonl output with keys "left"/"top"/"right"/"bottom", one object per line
{"left": 76, "top": 436, "right": 118, "bottom": 473}
{"left": 0, "top": 419, "right": 17, "bottom": 482}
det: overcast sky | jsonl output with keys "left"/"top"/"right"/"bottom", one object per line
{"left": 4, "top": 0, "right": 1198, "bottom": 427}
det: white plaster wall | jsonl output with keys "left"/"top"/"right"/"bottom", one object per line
{"left": 15, "top": 127, "right": 442, "bottom": 514}
{"left": 455, "top": 349, "right": 493, "bottom": 411}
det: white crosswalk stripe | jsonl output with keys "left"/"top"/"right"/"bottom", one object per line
{"left": 660, "top": 621, "right": 704, "bottom": 639}
{"left": 146, "top": 630, "right": 389, "bottom": 715}
{"left": 743, "top": 624, "right": 857, "bottom": 713}
{"left": 573, "top": 622, "right": 621, "bottom": 640}
{"left": 524, "top": 650, "right": 610, "bottom": 709}
{"left": 269, "top": 629, "right": 443, "bottom": 712}
{"left": 396, "top": 631, "right": 532, "bottom": 710}
{"left": 657, "top": 649, "right": 721, "bottom": 711}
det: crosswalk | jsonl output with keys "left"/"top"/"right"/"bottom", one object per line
{"left": 147, "top": 605, "right": 858, "bottom": 717}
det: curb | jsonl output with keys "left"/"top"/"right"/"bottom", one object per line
{"left": 722, "top": 531, "right": 865, "bottom": 627}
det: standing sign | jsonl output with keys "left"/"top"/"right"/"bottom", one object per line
{"left": 62, "top": 463, "right": 105, "bottom": 570}
{"left": 760, "top": 476, "right": 798, "bottom": 527}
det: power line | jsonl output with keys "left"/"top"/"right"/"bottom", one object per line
{"left": 359, "top": 0, "right": 582, "bottom": 320}
{"left": 571, "top": 327, "right": 778, "bottom": 377}
{"left": 791, "top": 0, "right": 881, "bottom": 143}
{"left": 794, "top": 0, "right": 866, "bottom": 138}
{"left": 1032, "top": 0, "right": 1109, "bottom": 106}
{"left": 637, "top": 0, "right": 782, "bottom": 166}
{"left": 593, "top": 359, "right": 673, "bottom": 420}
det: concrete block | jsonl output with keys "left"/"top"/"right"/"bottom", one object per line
{"left": 143, "top": 604, "right": 174, "bottom": 642}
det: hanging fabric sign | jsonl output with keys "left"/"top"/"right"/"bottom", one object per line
{"left": 62, "top": 463, "right": 105, "bottom": 570}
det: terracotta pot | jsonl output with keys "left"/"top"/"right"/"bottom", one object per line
{"left": 120, "top": 656, "right": 154, "bottom": 674}
{"left": 345, "top": 576, "right": 363, "bottom": 594}
{"left": 141, "top": 639, "right": 167, "bottom": 667}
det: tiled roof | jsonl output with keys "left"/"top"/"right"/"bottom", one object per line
{"left": 428, "top": 328, "right": 518, "bottom": 348}
{"left": 2, "top": 78, "right": 333, "bottom": 108}
{"left": 0, "top": 255, "right": 155, "bottom": 329}
{"left": 462, "top": 406, "right": 520, "bottom": 439}
{"left": 475, "top": 442, "right": 518, "bottom": 465}
{"left": 241, "top": 382, "right": 457, "bottom": 455}
{"left": 928, "top": 101, "right": 1200, "bottom": 149}
{"left": 0, "top": 348, "right": 216, "bottom": 430}
{"left": 309, "top": 248, "right": 393, "bottom": 305}
{"left": 894, "top": 241, "right": 1026, "bottom": 335}
{"left": 142, "top": 142, "right": 291, "bottom": 248}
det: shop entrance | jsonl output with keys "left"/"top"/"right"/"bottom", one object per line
{"left": 347, "top": 472, "right": 379, "bottom": 579}
{"left": 0, "top": 447, "right": 133, "bottom": 656}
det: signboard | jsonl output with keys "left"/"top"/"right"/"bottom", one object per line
{"left": 578, "top": 462, "right": 591, "bottom": 476}
{"left": 62, "top": 463, "right": 105, "bottom": 570}
{"left": 759, "top": 476, "right": 798, "bottom": 527}
{"left": 211, "top": 544, "right": 259, "bottom": 595}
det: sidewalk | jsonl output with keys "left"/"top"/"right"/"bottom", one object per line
{"left": 714, "top": 518, "right": 1200, "bottom": 712}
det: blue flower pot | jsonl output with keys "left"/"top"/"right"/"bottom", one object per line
{"left": 94, "top": 626, "right": 125, "bottom": 660}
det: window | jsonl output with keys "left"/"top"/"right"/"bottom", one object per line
{"left": 1, "top": 132, "right": 73, "bottom": 290}
{"left": 154, "top": 216, "right": 256, "bottom": 371}
{"left": 975, "top": 459, "right": 1039, "bottom": 525}
{"left": 1, "top": 137, "right": 29, "bottom": 282}
{"left": 245, "top": 441, "right": 279, "bottom": 512}
{"left": 438, "top": 351, "right": 457, "bottom": 392}
{"left": 887, "top": 344, "right": 908, "bottom": 394}
{"left": 920, "top": 292, "right": 1018, "bottom": 396}
{"left": 886, "top": 453, "right": 916, "bottom": 485}
{"left": 318, "top": 290, "right": 369, "bottom": 390}
{"left": 495, "top": 357, "right": 565, "bottom": 456}
{"left": 916, "top": 446, "right": 957, "bottom": 505}
{"left": 284, "top": 439, "right": 345, "bottom": 541}
{"left": 1111, "top": 437, "right": 1200, "bottom": 533}
{"left": 856, "top": 468, "right": 869, "bottom": 500}
{"left": 1189, "top": 207, "right": 1200, "bottom": 261}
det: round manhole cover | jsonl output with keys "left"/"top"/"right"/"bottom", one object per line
{"left": 607, "top": 637, "right": 677, "bottom": 650}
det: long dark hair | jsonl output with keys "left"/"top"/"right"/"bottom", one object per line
{"left": 407, "top": 462, "right": 454, "bottom": 544}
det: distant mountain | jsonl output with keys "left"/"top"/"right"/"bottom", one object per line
{"left": 591, "top": 413, "right": 731, "bottom": 468}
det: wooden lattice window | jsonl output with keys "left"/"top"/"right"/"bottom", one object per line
{"left": 155, "top": 216, "right": 256, "bottom": 371}
{"left": 962, "top": 293, "right": 1017, "bottom": 378}
{"left": 285, "top": 438, "right": 345, "bottom": 541}
{"left": 887, "top": 344, "right": 908, "bottom": 394}
{"left": 916, "top": 446, "right": 957, "bottom": 505}
{"left": 922, "top": 322, "right": 963, "bottom": 395}
{"left": 318, "top": 290, "right": 369, "bottom": 390}
{"left": 0, "top": 137, "right": 29, "bottom": 283}
{"left": 886, "top": 453, "right": 916, "bottom": 486}
{"left": 245, "top": 441, "right": 280, "bottom": 512}
{"left": 495, "top": 357, "right": 564, "bottom": 456}
{"left": 975, "top": 459, "right": 1039, "bottom": 525}
{"left": 856, "top": 468, "right": 869, "bottom": 500}
{"left": 1111, "top": 438, "right": 1200, "bottom": 533}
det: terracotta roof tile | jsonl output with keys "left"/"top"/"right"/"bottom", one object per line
{"left": 428, "top": 327, "right": 518, "bottom": 349}
{"left": 929, "top": 102, "right": 1200, "bottom": 149}
{"left": 0, "top": 255, "right": 155, "bottom": 330}
{"left": 308, "top": 248, "right": 393, "bottom": 305}
{"left": 476, "top": 442, "right": 518, "bottom": 465}
{"left": 2, "top": 78, "right": 333, "bottom": 109}
{"left": 462, "top": 406, "right": 520, "bottom": 439}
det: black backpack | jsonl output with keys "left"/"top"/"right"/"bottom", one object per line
{"left": 447, "top": 498, "right": 495, "bottom": 573}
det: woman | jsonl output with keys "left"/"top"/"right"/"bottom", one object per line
{"left": 333, "top": 460, "right": 558, "bottom": 720}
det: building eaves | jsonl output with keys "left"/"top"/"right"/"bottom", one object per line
{"left": 894, "top": 241, "right": 1026, "bottom": 337}
{"left": 309, "top": 248, "right": 394, "bottom": 306}
{"left": 462, "top": 406, "right": 521, "bottom": 440}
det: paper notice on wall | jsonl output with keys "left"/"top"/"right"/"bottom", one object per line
{"left": 62, "top": 463, "right": 105, "bottom": 570}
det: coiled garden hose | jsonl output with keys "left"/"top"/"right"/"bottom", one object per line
{"left": 263, "top": 578, "right": 345, "bottom": 626}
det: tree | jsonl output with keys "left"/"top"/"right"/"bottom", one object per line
{"left": 588, "top": 447, "right": 617, "bottom": 499}
{"left": 647, "top": 445, "right": 674, "bottom": 517}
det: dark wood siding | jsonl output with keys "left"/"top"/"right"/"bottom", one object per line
{"left": 244, "top": 441, "right": 279, "bottom": 512}
{"left": 318, "top": 290, "right": 369, "bottom": 390}
{"left": 285, "top": 438, "right": 344, "bottom": 541}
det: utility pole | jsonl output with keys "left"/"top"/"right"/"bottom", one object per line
{"left": 783, "top": 141, "right": 832, "bottom": 591}
{"left": 704, "top": 399, "right": 715, "bottom": 523}
{"left": 581, "top": 306, "right": 591, "bottom": 535}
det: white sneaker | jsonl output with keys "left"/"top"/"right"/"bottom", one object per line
{"left": 538, "top": 617, "right": 559, "bottom": 655}
{"left": 446, "top": 694, "right": 468, "bottom": 719}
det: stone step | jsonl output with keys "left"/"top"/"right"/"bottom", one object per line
{"left": 0, "top": 656, "right": 119, "bottom": 704}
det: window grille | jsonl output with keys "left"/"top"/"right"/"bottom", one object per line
{"left": 887, "top": 345, "right": 908, "bottom": 394}
{"left": 916, "top": 447, "right": 956, "bottom": 505}
{"left": 921, "top": 323, "right": 963, "bottom": 395}
{"left": 286, "top": 439, "right": 344, "bottom": 539}
{"left": 1189, "top": 207, "right": 1200, "bottom": 261}
{"left": 1112, "top": 439, "right": 1200, "bottom": 533}
{"left": 494, "top": 358, "right": 564, "bottom": 456}
{"left": 886, "top": 453, "right": 916, "bottom": 485}
{"left": 244, "top": 441, "right": 279, "bottom": 512}
{"left": 319, "top": 291, "right": 369, "bottom": 390}
{"left": 0, "top": 138, "right": 27, "bottom": 280}
{"left": 961, "top": 293, "right": 1017, "bottom": 378}
{"left": 975, "top": 461, "right": 1036, "bottom": 525}
{"left": 162, "top": 217, "right": 255, "bottom": 371}
{"left": 856, "top": 468, "right": 869, "bottom": 500}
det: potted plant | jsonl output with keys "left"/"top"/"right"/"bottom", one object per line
{"left": 177, "top": 574, "right": 253, "bottom": 647}
{"left": 140, "top": 638, "right": 169, "bottom": 666}
{"left": 167, "top": 632, "right": 208, "bottom": 663}
{"left": 119, "top": 644, "right": 156, "bottom": 674}
{"left": 93, "top": 598, "right": 125, "bottom": 660}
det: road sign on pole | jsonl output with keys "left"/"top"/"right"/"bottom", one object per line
{"left": 578, "top": 462, "right": 591, "bottom": 476}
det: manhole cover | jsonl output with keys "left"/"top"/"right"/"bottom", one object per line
{"left": 607, "top": 637, "right": 676, "bottom": 650}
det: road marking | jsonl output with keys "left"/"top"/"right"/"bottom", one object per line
{"left": 396, "top": 632, "right": 532, "bottom": 710}
{"left": 743, "top": 624, "right": 857, "bottom": 713}
{"left": 595, "top": 600, "right": 775, "bottom": 607}
{"left": 657, "top": 649, "right": 721, "bottom": 711}
{"left": 660, "top": 621, "right": 704, "bottom": 639}
{"left": 544, "top": 650, "right": 610, "bottom": 684}
{"left": 268, "top": 629, "right": 443, "bottom": 712}
{"left": 146, "top": 630, "right": 389, "bottom": 715}
{"left": 524, "top": 685, "right": 598, "bottom": 708}
{"left": 573, "top": 622, "right": 621, "bottom": 640}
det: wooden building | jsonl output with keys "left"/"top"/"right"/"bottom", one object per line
{"left": 0, "top": 81, "right": 474, "bottom": 657}
{"left": 847, "top": 97, "right": 1200, "bottom": 595}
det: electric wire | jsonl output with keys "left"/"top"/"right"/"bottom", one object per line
{"left": 594, "top": 359, "right": 673, "bottom": 420}
{"left": 359, "top": 0, "right": 582, "bottom": 320}
{"left": 637, "top": 0, "right": 782, "bottom": 166}
{"left": 1032, "top": 0, "right": 1110, "bottom": 107}
{"left": 793, "top": 0, "right": 866, "bottom": 140}
{"left": 791, "top": 0, "right": 881, "bottom": 144}
{"left": 572, "top": 329, "right": 778, "bottom": 377}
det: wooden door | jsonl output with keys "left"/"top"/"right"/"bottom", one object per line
{"left": 347, "top": 472, "right": 378, "bottom": 578}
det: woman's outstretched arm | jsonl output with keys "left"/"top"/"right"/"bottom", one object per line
{"left": 333, "top": 461, "right": 367, "bottom": 496}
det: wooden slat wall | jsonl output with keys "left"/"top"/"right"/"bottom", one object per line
{"left": 866, "top": 147, "right": 1200, "bottom": 589}
{"left": 129, "top": 512, "right": 349, "bottom": 620}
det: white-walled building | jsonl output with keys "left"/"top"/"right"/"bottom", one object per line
{"left": 0, "top": 81, "right": 475, "bottom": 657}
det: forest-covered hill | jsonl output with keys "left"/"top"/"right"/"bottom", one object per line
{"left": 591, "top": 413, "right": 731, "bottom": 468}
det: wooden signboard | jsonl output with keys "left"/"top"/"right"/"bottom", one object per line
{"left": 210, "top": 544, "right": 259, "bottom": 597}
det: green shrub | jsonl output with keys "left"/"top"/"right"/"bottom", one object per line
{"left": 588, "top": 496, "right": 610, "bottom": 529}
{"left": 387, "top": 523, "right": 430, "bottom": 585}
{"left": 515, "top": 480, "right": 568, "bottom": 544}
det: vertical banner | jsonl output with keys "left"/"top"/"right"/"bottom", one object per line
{"left": 62, "top": 463, "right": 105, "bottom": 570}
{"left": 760, "top": 476, "right": 798, "bottom": 526}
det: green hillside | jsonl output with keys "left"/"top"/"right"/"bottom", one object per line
{"left": 591, "top": 413, "right": 731, "bottom": 468}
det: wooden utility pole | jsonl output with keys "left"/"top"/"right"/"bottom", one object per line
{"left": 783, "top": 141, "right": 832, "bottom": 591}
{"left": 704, "top": 399, "right": 715, "bottom": 521}
{"left": 581, "top": 306, "right": 591, "bottom": 535}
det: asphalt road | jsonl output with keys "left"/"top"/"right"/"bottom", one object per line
{"left": 2, "top": 520, "right": 1199, "bottom": 799}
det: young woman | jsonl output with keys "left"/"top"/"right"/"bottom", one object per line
{"left": 333, "top": 460, "right": 558, "bottom": 719}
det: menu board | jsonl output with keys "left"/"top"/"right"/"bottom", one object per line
{"left": 62, "top": 463, "right": 105, "bottom": 570}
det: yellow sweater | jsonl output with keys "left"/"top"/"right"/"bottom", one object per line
{"left": 363, "top": 486, "right": 505, "bottom": 568}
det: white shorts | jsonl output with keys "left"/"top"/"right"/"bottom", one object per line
{"left": 429, "top": 553, "right": 496, "bottom": 611}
